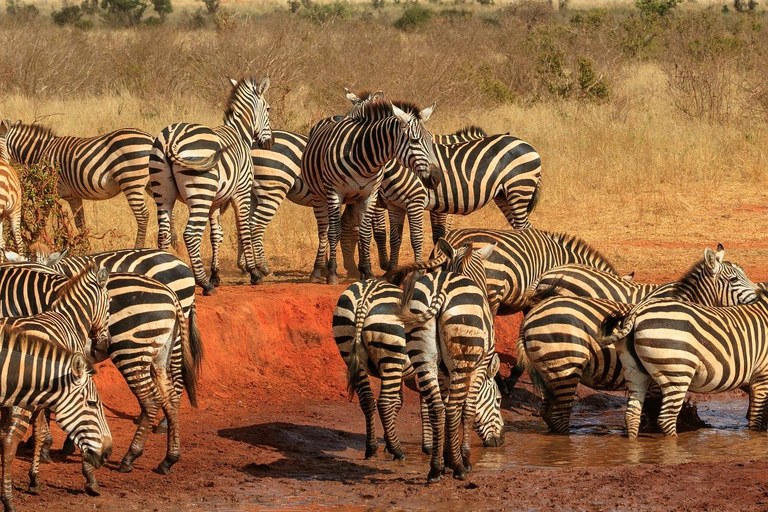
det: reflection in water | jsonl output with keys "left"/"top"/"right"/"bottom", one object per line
{"left": 404, "top": 396, "right": 768, "bottom": 470}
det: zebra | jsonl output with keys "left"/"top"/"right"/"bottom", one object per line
{"left": 0, "top": 262, "right": 111, "bottom": 497}
{"left": 0, "top": 262, "right": 201, "bottom": 478}
{"left": 397, "top": 241, "right": 502, "bottom": 483}
{"left": 149, "top": 76, "right": 273, "bottom": 294}
{"left": 302, "top": 99, "right": 441, "bottom": 284}
{"left": 598, "top": 269, "right": 766, "bottom": 440}
{"left": 518, "top": 246, "right": 760, "bottom": 433}
{"left": 0, "top": 155, "right": 21, "bottom": 259}
{"left": 0, "top": 119, "right": 153, "bottom": 248}
{"left": 429, "top": 228, "right": 617, "bottom": 315}
{"left": 373, "top": 131, "right": 542, "bottom": 270}
{"left": 332, "top": 240, "right": 501, "bottom": 461}
{"left": 0, "top": 331, "right": 112, "bottom": 512}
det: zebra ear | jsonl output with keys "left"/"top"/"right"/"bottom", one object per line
{"left": 489, "top": 353, "right": 500, "bottom": 378}
{"left": 391, "top": 104, "right": 412, "bottom": 127}
{"left": 96, "top": 267, "right": 109, "bottom": 287}
{"left": 419, "top": 102, "right": 436, "bottom": 123}
{"left": 716, "top": 243, "right": 725, "bottom": 262}
{"left": 3, "top": 251, "right": 24, "bottom": 262}
{"left": 228, "top": 77, "right": 238, "bottom": 88}
{"left": 435, "top": 238, "right": 455, "bottom": 260}
{"left": 345, "top": 88, "right": 359, "bottom": 104}
{"left": 46, "top": 249, "right": 68, "bottom": 266}
{"left": 0, "top": 119, "right": 9, "bottom": 137}
{"left": 71, "top": 353, "right": 89, "bottom": 382}
{"left": 372, "top": 90, "right": 384, "bottom": 101}
{"left": 704, "top": 247, "right": 722, "bottom": 274}
{"left": 622, "top": 271, "right": 635, "bottom": 282}
{"left": 258, "top": 76, "right": 270, "bottom": 96}
{"left": 475, "top": 243, "right": 496, "bottom": 261}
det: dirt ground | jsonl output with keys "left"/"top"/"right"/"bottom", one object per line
{"left": 9, "top": 281, "right": 768, "bottom": 512}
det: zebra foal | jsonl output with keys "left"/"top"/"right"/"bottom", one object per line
{"left": 0, "top": 330, "right": 112, "bottom": 512}
{"left": 0, "top": 119, "right": 153, "bottom": 248}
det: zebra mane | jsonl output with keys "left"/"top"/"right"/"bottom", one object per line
{"left": 357, "top": 100, "right": 424, "bottom": 122}
{"left": 52, "top": 260, "right": 99, "bottom": 305}
{"left": 351, "top": 90, "right": 379, "bottom": 102}
{"left": 453, "top": 125, "right": 487, "bottom": 138}
{"left": 13, "top": 122, "right": 56, "bottom": 140}
{"left": 1, "top": 324, "right": 78, "bottom": 359}
{"left": 223, "top": 77, "right": 257, "bottom": 118}
{"left": 667, "top": 258, "right": 711, "bottom": 297}
{"left": 548, "top": 231, "right": 617, "bottom": 274}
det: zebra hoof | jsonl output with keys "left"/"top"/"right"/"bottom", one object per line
{"left": 118, "top": 460, "right": 134, "bottom": 474}
{"left": 154, "top": 458, "right": 176, "bottom": 475}
{"left": 153, "top": 418, "right": 168, "bottom": 435}
{"left": 210, "top": 273, "right": 221, "bottom": 287}
{"left": 202, "top": 283, "right": 216, "bottom": 296}
{"left": 40, "top": 448, "right": 51, "bottom": 464}
{"left": 308, "top": 272, "right": 324, "bottom": 284}
{"left": 249, "top": 272, "right": 263, "bottom": 285}
{"left": 422, "top": 445, "right": 432, "bottom": 455}
{"left": 62, "top": 437, "right": 76, "bottom": 456}
{"left": 27, "top": 483, "right": 40, "bottom": 496}
{"left": 427, "top": 468, "right": 442, "bottom": 484}
{"left": 391, "top": 451, "right": 406, "bottom": 461}
{"left": 85, "top": 483, "right": 101, "bottom": 497}
{"left": 452, "top": 465, "right": 468, "bottom": 480}
{"left": 364, "top": 446, "right": 378, "bottom": 459}
{"left": 326, "top": 275, "right": 339, "bottom": 285}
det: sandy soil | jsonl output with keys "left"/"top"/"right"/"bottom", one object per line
{"left": 8, "top": 282, "right": 768, "bottom": 512}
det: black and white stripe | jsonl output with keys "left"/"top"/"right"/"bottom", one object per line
{"left": 149, "top": 76, "right": 272, "bottom": 294}
{"left": 302, "top": 100, "right": 440, "bottom": 284}
{"left": 0, "top": 119, "right": 153, "bottom": 248}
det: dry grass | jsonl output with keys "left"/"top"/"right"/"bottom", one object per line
{"left": 1, "top": 4, "right": 767, "bottom": 281}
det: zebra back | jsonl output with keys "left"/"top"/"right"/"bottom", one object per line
{"left": 439, "top": 228, "right": 616, "bottom": 315}
{"left": 533, "top": 264, "right": 659, "bottom": 304}
{"left": 432, "top": 125, "right": 487, "bottom": 145}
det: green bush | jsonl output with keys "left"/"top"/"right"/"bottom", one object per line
{"left": 577, "top": 58, "right": 609, "bottom": 101}
{"left": 300, "top": 1, "right": 351, "bottom": 24}
{"left": 151, "top": 0, "right": 171, "bottom": 19}
{"left": 100, "top": 0, "right": 148, "bottom": 26}
{"left": 635, "top": 0, "right": 682, "bottom": 17}
{"left": 51, "top": 3, "right": 84, "bottom": 25}
{"left": 5, "top": 0, "right": 38, "bottom": 19}
{"left": 394, "top": 5, "right": 432, "bottom": 30}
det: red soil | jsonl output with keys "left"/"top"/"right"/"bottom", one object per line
{"left": 8, "top": 283, "right": 768, "bottom": 511}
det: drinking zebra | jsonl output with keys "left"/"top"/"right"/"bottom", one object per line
{"left": 599, "top": 264, "right": 766, "bottom": 439}
{"left": 0, "top": 119, "right": 153, "bottom": 248}
{"left": 333, "top": 240, "right": 501, "bottom": 461}
{"left": 397, "top": 241, "right": 502, "bottom": 483}
{"left": 0, "top": 330, "right": 112, "bottom": 512}
{"left": 428, "top": 228, "right": 617, "bottom": 315}
{"left": 149, "top": 76, "right": 273, "bottom": 294}
{"left": 0, "top": 262, "right": 200, "bottom": 479}
{"left": 518, "top": 246, "right": 760, "bottom": 433}
{"left": 302, "top": 99, "right": 440, "bottom": 284}
{"left": 0, "top": 263, "right": 111, "bottom": 498}
{"left": 0, "top": 153, "right": 21, "bottom": 258}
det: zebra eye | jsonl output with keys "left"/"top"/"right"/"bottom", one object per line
{"left": 86, "top": 400, "right": 98, "bottom": 408}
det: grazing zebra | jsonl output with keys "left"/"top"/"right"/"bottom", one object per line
{"left": 431, "top": 228, "right": 617, "bottom": 315}
{"left": 0, "top": 119, "right": 153, "bottom": 248}
{"left": 333, "top": 240, "right": 501, "bottom": 460}
{"left": 303, "top": 100, "right": 441, "bottom": 284}
{"left": 149, "top": 76, "right": 273, "bottom": 294}
{"left": 0, "top": 262, "right": 201, "bottom": 478}
{"left": 0, "top": 155, "right": 21, "bottom": 258}
{"left": 0, "top": 331, "right": 112, "bottom": 512}
{"left": 519, "top": 246, "right": 760, "bottom": 433}
{"left": 0, "top": 263, "right": 111, "bottom": 497}
{"left": 397, "top": 241, "right": 501, "bottom": 483}
{"left": 375, "top": 131, "right": 541, "bottom": 270}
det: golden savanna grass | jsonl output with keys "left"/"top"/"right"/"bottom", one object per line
{"left": 1, "top": 3, "right": 767, "bottom": 281}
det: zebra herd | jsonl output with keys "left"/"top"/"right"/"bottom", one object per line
{"left": 0, "top": 72, "right": 765, "bottom": 496}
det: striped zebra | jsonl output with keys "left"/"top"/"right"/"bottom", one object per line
{"left": 149, "top": 76, "right": 272, "bottom": 294}
{"left": 0, "top": 154, "right": 22, "bottom": 259}
{"left": 598, "top": 293, "right": 768, "bottom": 439}
{"left": 0, "top": 119, "right": 153, "bottom": 248}
{"left": 302, "top": 100, "right": 440, "bottom": 284}
{"left": 397, "top": 241, "right": 501, "bottom": 483}
{"left": 332, "top": 240, "right": 501, "bottom": 461}
{"left": 431, "top": 228, "right": 617, "bottom": 315}
{"left": 0, "top": 261, "right": 201, "bottom": 478}
{"left": 518, "top": 246, "right": 760, "bottom": 433}
{"left": 375, "top": 132, "right": 541, "bottom": 270}
{"left": 0, "top": 262, "right": 111, "bottom": 497}
{"left": 0, "top": 331, "right": 112, "bottom": 511}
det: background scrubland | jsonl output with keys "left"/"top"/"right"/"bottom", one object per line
{"left": 1, "top": 0, "right": 767, "bottom": 279}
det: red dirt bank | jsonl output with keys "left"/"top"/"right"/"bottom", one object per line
{"left": 9, "top": 283, "right": 768, "bottom": 511}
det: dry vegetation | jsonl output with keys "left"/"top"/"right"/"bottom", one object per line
{"left": 1, "top": 1, "right": 767, "bottom": 280}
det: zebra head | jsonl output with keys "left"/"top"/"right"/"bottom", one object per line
{"left": 473, "top": 353, "right": 505, "bottom": 447}
{"left": 225, "top": 76, "right": 273, "bottom": 150}
{"left": 53, "top": 263, "right": 111, "bottom": 354}
{"left": 391, "top": 102, "right": 441, "bottom": 190}
{"left": 436, "top": 239, "right": 495, "bottom": 293}
{"left": 671, "top": 244, "right": 761, "bottom": 306}
{"left": 55, "top": 353, "right": 113, "bottom": 469}
{"left": 344, "top": 88, "right": 384, "bottom": 119}
{"left": 0, "top": 119, "right": 10, "bottom": 161}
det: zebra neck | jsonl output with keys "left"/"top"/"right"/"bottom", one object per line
{"left": 225, "top": 118, "right": 255, "bottom": 148}
{"left": 350, "top": 118, "right": 402, "bottom": 176}
{"left": 9, "top": 130, "right": 57, "bottom": 165}
{"left": 53, "top": 297, "right": 95, "bottom": 342}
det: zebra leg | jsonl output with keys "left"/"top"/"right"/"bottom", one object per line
{"left": 340, "top": 204, "right": 360, "bottom": 278}
{"left": 495, "top": 191, "right": 532, "bottom": 230}
{"left": 28, "top": 410, "right": 48, "bottom": 495}
{"left": 310, "top": 200, "right": 330, "bottom": 283}
{"left": 153, "top": 365, "right": 181, "bottom": 475}
{"left": 209, "top": 208, "right": 223, "bottom": 287}
{"left": 66, "top": 196, "right": 86, "bottom": 234}
{"left": 325, "top": 193, "right": 343, "bottom": 285}
{"left": 156, "top": 196, "right": 178, "bottom": 253}
{"left": 545, "top": 371, "right": 583, "bottom": 434}
{"left": 377, "top": 365, "right": 405, "bottom": 461}
{"left": 354, "top": 194, "right": 377, "bottom": 280}
{"left": 657, "top": 382, "right": 693, "bottom": 437}
{"left": 429, "top": 212, "right": 450, "bottom": 245}
{"left": 388, "top": 208, "right": 406, "bottom": 271}
{"left": 121, "top": 183, "right": 151, "bottom": 249}
{"left": 250, "top": 185, "right": 279, "bottom": 277}
{"left": 445, "top": 372, "right": 470, "bottom": 480}
{"left": 9, "top": 208, "right": 22, "bottom": 253}
{"left": 118, "top": 383, "right": 161, "bottom": 473}
{"left": 405, "top": 201, "right": 425, "bottom": 264}
{"left": 182, "top": 200, "right": 216, "bottom": 294}
{"left": 1, "top": 408, "right": 26, "bottom": 512}
{"left": 748, "top": 376, "right": 768, "bottom": 430}
{"left": 230, "top": 189, "right": 262, "bottom": 285}
{"left": 371, "top": 206, "right": 389, "bottom": 271}
{"left": 420, "top": 398, "right": 433, "bottom": 455}
{"left": 460, "top": 371, "right": 482, "bottom": 473}
{"left": 353, "top": 368, "right": 378, "bottom": 459}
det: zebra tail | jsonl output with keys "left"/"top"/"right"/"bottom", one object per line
{"left": 527, "top": 180, "right": 542, "bottom": 215}
{"left": 597, "top": 308, "right": 636, "bottom": 347}
{"left": 169, "top": 145, "right": 227, "bottom": 172}
{"left": 398, "top": 272, "right": 446, "bottom": 331}
{"left": 183, "top": 302, "right": 204, "bottom": 407}
{"left": 346, "top": 298, "right": 369, "bottom": 399}
{"left": 515, "top": 333, "right": 554, "bottom": 401}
